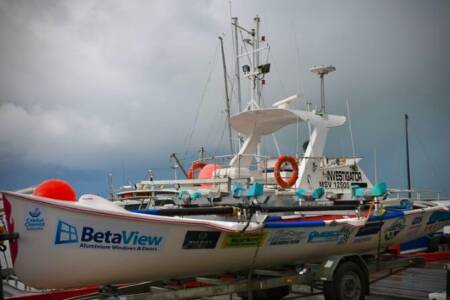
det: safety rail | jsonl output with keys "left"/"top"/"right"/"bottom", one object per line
{"left": 388, "top": 189, "right": 448, "bottom": 202}
{"left": 189, "top": 154, "right": 364, "bottom": 185}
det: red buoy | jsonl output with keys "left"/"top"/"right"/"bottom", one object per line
{"left": 33, "top": 179, "right": 77, "bottom": 202}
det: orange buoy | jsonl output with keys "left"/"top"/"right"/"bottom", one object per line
{"left": 274, "top": 155, "right": 299, "bottom": 189}
{"left": 33, "top": 179, "right": 77, "bottom": 201}
{"left": 187, "top": 161, "right": 207, "bottom": 179}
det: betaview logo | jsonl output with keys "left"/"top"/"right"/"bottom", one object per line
{"left": 54, "top": 220, "right": 164, "bottom": 251}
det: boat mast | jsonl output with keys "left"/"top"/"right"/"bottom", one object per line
{"left": 232, "top": 17, "right": 242, "bottom": 113}
{"left": 405, "top": 114, "right": 412, "bottom": 198}
{"left": 237, "top": 16, "right": 268, "bottom": 111}
{"left": 228, "top": 16, "right": 270, "bottom": 167}
{"left": 254, "top": 16, "right": 261, "bottom": 107}
{"left": 232, "top": 17, "right": 243, "bottom": 150}
{"left": 170, "top": 153, "right": 188, "bottom": 178}
{"left": 218, "top": 36, "right": 234, "bottom": 154}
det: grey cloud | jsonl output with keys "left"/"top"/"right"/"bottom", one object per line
{"left": 0, "top": 0, "right": 449, "bottom": 195}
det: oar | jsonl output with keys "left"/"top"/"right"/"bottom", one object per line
{"left": 132, "top": 204, "right": 369, "bottom": 217}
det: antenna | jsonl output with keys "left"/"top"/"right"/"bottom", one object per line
{"left": 374, "top": 147, "right": 378, "bottom": 183}
{"left": 346, "top": 98, "right": 356, "bottom": 157}
{"left": 107, "top": 173, "right": 114, "bottom": 200}
{"left": 309, "top": 65, "right": 336, "bottom": 115}
{"left": 405, "top": 114, "right": 412, "bottom": 198}
{"left": 236, "top": 16, "right": 270, "bottom": 111}
{"left": 218, "top": 36, "right": 234, "bottom": 154}
{"left": 231, "top": 17, "right": 243, "bottom": 150}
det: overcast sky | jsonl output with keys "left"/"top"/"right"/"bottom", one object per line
{"left": 0, "top": 0, "right": 449, "bottom": 197}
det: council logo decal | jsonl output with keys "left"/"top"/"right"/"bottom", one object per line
{"left": 54, "top": 220, "right": 165, "bottom": 251}
{"left": 24, "top": 207, "right": 45, "bottom": 230}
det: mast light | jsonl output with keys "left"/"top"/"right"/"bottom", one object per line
{"left": 242, "top": 65, "right": 251, "bottom": 74}
{"left": 257, "top": 63, "right": 271, "bottom": 74}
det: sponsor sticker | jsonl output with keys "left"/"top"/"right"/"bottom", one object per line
{"left": 353, "top": 236, "right": 373, "bottom": 243}
{"left": 221, "top": 232, "right": 267, "bottom": 248}
{"left": 182, "top": 231, "right": 221, "bottom": 249}
{"left": 384, "top": 218, "right": 405, "bottom": 241}
{"left": 411, "top": 215, "right": 423, "bottom": 225}
{"left": 24, "top": 207, "right": 45, "bottom": 230}
{"left": 355, "top": 222, "right": 383, "bottom": 237}
{"left": 268, "top": 230, "right": 306, "bottom": 246}
{"left": 308, "top": 227, "right": 353, "bottom": 244}
{"left": 425, "top": 211, "right": 450, "bottom": 233}
{"left": 54, "top": 220, "right": 165, "bottom": 251}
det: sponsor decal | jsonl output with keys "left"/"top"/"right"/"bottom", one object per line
{"left": 411, "top": 215, "right": 423, "bottom": 226}
{"left": 221, "top": 232, "right": 267, "bottom": 248}
{"left": 355, "top": 222, "right": 383, "bottom": 237}
{"left": 427, "top": 211, "right": 450, "bottom": 225}
{"left": 406, "top": 215, "right": 424, "bottom": 235}
{"left": 55, "top": 220, "right": 164, "bottom": 251}
{"left": 308, "top": 227, "right": 353, "bottom": 244}
{"left": 337, "top": 227, "right": 354, "bottom": 245}
{"left": 268, "top": 230, "right": 306, "bottom": 246}
{"left": 425, "top": 211, "right": 450, "bottom": 233}
{"left": 182, "top": 231, "right": 220, "bottom": 249}
{"left": 354, "top": 236, "right": 373, "bottom": 243}
{"left": 384, "top": 218, "right": 405, "bottom": 241}
{"left": 24, "top": 207, "right": 45, "bottom": 230}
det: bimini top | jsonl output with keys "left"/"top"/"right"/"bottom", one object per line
{"left": 230, "top": 108, "right": 346, "bottom": 137}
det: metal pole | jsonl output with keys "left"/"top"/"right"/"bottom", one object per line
{"left": 253, "top": 16, "right": 261, "bottom": 164}
{"left": 374, "top": 147, "right": 378, "bottom": 183}
{"left": 320, "top": 74, "right": 325, "bottom": 114}
{"left": 254, "top": 16, "right": 261, "bottom": 107}
{"left": 232, "top": 17, "right": 243, "bottom": 151}
{"left": 232, "top": 17, "right": 242, "bottom": 113}
{"left": 170, "top": 153, "right": 188, "bottom": 178}
{"left": 405, "top": 114, "right": 412, "bottom": 198}
{"left": 219, "top": 36, "right": 234, "bottom": 154}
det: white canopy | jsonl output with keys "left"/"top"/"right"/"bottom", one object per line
{"left": 230, "top": 108, "right": 346, "bottom": 137}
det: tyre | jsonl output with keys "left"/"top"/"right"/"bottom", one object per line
{"left": 237, "top": 285, "right": 291, "bottom": 300}
{"left": 323, "top": 261, "right": 366, "bottom": 300}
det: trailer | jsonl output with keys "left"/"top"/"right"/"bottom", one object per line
{"left": 0, "top": 252, "right": 425, "bottom": 300}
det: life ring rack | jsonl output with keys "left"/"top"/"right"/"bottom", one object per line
{"left": 274, "top": 155, "right": 299, "bottom": 189}
{"left": 187, "top": 161, "right": 207, "bottom": 179}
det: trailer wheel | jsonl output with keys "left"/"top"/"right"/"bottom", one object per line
{"left": 323, "top": 261, "right": 366, "bottom": 300}
{"left": 237, "top": 285, "right": 290, "bottom": 300}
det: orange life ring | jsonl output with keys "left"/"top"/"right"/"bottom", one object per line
{"left": 274, "top": 155, "right": 299, "bottom": 189}
{"left": 187, "top": 161, "right": 207, "bottom": 179}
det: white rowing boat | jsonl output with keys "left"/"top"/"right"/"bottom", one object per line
{"left": 2, "top": 190, "right": 450, "bottom": 289}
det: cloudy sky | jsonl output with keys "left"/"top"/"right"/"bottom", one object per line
{"left": 0, "top": 0, "right": 449, "bottom": 197}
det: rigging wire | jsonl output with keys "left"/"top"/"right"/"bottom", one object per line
{"left": 213, "top": 119, "right": 228, "bottom": 158}
{"left": 413, "top": 127, "right": 446, "bottom": 193}
{"left": 182, "top": 42, "right": 220, "bottom": 160}
{"left": 346, "top": 98, "right": 356, "bottom": 157}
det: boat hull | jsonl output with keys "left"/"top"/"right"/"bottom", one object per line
{"left": 2, "top": 191, "right": 450, "bottom": 289}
